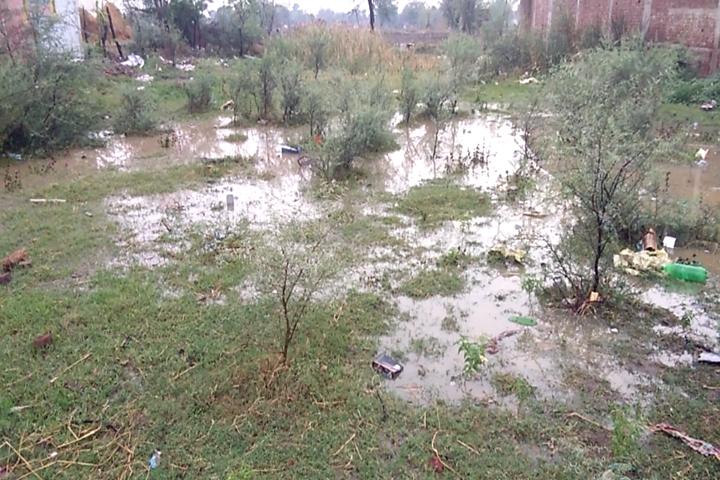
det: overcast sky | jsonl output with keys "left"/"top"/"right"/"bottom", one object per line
{"left": 206, "top": 0, "right": 442, "bottom": 15}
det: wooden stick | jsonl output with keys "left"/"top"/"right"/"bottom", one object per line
{"left": 56, "top": 426, "right": 101, "bottom": 450}
{"left": 30, "top": 199, "right": 66, "bottom": 203}
{"left": 173, "top": 363, "right": 198, "bottom": 380}
{"left": 332, "top": 433, "right": 356, "bottom": 457}
{"left": 566, "top": 412, "right": 611, "bottom": 431}
{"left": 3, "top": 441, "right": 45, "bottom": 480}
{"left": 51, "top": 354, "right": 92, "bottom": 384}
{"left": 431, "top": 431, "right": 456, "bottom": 473}
{"left": 457, "top": 439, "right": 481, "bottom": 455}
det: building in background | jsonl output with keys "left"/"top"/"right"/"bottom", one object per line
{"left": 519, "top": 0, "right": 720, "bottom": 75}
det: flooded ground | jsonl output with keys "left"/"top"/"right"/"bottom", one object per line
{"left": 8, "top": 113, "right": 720, "bottom": 409}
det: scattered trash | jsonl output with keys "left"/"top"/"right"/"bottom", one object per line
{"left": 486, "top": 330, "right": 520, "bottom": 354}
{"left": 9, "top": 153, "right": 21, "bottom": 160}
{"left": 221, "top": 100, "right": 234, "bottom": 111}
{"left": 696, "top": 148, "right": 708, "bottom": 160}
{"left": 226, "top": 194, "right": 235, "bottom": 211}
{"left": 372, "top": 353, "right": 404, "bottom": 379}
{"left": 136, "top": 74, "right": 153, "bottom": 82}
{"left": 701, "top": 100, "right": 717, "bottom": 111}
{"left": 518, "top": 77, "right": 539, "bottom": 85}
{"left": 641, "top": 228, "right": 657, "bottom": 251}
{"left": 508, "top": 315, "right": 537, "bottom": 327}
{"left": 610, "top": 328, "right": 619, "bottom": 333}
{"left": 613, "top": 248, "right": 671, "bottom": 275}
{"left": 149, "top": 449, "right": 162, "bottom": 469}
{"left": 33, "top": 332, "right": 52, "bottom": 349}
{"left": 523, "top": 208, "right": 548, "bottom": 218}
{"left": 429, "top": 455, "right": 443, "bottom": 473}
{"left": 662, "top": 236, "right": 676, "bottom": 249}
{"left": 137, "top": 86, "right": 145, "bottom": 91}
{"left": 3, "top": 248, "right": 31, "bottom": 272}
{"left": 281, "top": 145, "right": 301, "bottom": 154}
{"left": 652, "top": 423, "right": 720, "bottom": 460}
{"left": 599, "top": 462, "right": 634, "bottom": 480}
{"left": 120, "top": 54, "right": 144, "bottom": 69}
{"left": 30, "top": 198, "right": 67, "bottom": 204}
{"left": 663, "top": 262, "right": 707, "bottom": 283}
{"left": 487, "top": 245, "right": 526, "bottom": 264}
{"left": 176, "top": 63, "right": 195, "bottom": 72}
{"left": 699, "top": 351, "right": 720, "bottom": 364}
{"left": 84, "top": 211, "right": 93, "bottom": 217}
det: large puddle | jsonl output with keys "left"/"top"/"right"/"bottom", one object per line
{"left": 10, "top": 114, "right": 719, "bottom": 408}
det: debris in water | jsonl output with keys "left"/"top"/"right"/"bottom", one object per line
{"left": 33, "top": 332, "right": 52, "bottom": 349}
{"left": 641, "top": 228, "right": 657, "bottom": 251}
{"left": 613, "top": 248, "right": 671, "bottom": 275}
{"left": 696, "top": 148, "right": 708, "bottom": 160}
{"left": 652, "top": 423, "right": 720, "bottom": 460}
{"left": 149, "top": 449, "right": 162, "bottom": 469}
{"left": 663, "top": 262, "right": 707, "bottom": 283}
{"left": 698, "top": 351, "right": 720, "bottom": 364}
{"left": 508, "top": 315, "right": 537, "bottom": 327}
{"left": 486, "top": 330, "right": 520, "bottom": 355}
{"left": 281, "top": 145, "right": 301, "bottom": 154}
{"left": 487, "top": 245, "right": 526, "bottom": 264}
{"left": 662, "top": 236, "right": 676, "bottom": 249}
{"left": 372, "top": 353, "right": 404, "bottom": 380}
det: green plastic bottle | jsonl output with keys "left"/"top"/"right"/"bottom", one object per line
{"left": 663, "top": 263, "right": 707, "bottom": 283}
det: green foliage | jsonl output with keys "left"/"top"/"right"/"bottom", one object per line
{"left": 399, "top": 66, "right": 420, "bottom": 125}
{"left": 113, "top": 87, "right": 157, "bottom": 136}
{"left": 539, "top": 43, "right": 681, "bottom": 297}
{"left": 611, "top": 405, "right": 643, "bottom": 459}
{"left": 0, "top": 54, "right": 100, "bottom": 154}
{"left": 231, "top": 65, "right": 256, "bottom": 124}
{"left": 184, "top": 75, "right": 214, "bottom": 114}
{"left": 299, "top": 82, "right": 330, "bottom": 138}
{"left": 455, "top": 334, "right": 487, "bottom": 378}
{"left": 278, "top": 60, "right": 304, "bottom": 124}
{"left": 399, "top": 268, "right": 465, "bottom": 298}
{"left": 443, "top": 32, "right": 481, "bottom": 93}
{"left": 419, "top": 73, "right": 453, "bottom": 122}
{"left": 307, "top": 28, "right": 330, "bottom": 79}
{"left": 254, "top": 54, "right": 277, "bottom": 119}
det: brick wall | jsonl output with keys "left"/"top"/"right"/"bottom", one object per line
{"left": 519, "top": 0, "right": 720, "bottom": 75}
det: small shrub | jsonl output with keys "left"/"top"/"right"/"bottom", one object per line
{"left": 456, "top": 335, "right": 488, "bottom": 378}
{"left": 231, "top": 66, "right": 256, "bottom": 124}
{"left": 113, "top": 88, "right": 156, "bottom": 136}
{"left": 278, "top": 60, "right": 304, "bottom": 124}
{"left": 184, "top": 75, "right": 214, "bottom": 114}
{"left": 299, "top": 82, "right": 330, "bottom": 137}
{"left": 399, "top": 66, "right": 420, "bottom": 125}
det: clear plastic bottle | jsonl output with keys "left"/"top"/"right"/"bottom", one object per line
{"left": 663, "top": 263, "right": 707, "bottom": 283}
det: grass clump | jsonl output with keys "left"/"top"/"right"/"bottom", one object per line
{"left": 399, "top": 268, "right": 465, "bottom": 298}
{"left": 224, "top": 132, "right": 248, "bottom": 143}
{"left": 393, "top": 179, "right": 492, "bottom": 228}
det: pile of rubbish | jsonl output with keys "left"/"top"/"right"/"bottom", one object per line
{"left": 613, "top": 248, "right": 671, "bottom": 276}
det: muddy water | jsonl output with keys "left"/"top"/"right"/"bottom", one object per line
{"left": 3, "top": 117, "right": 299, "bottom": 190}
{"left": 88, "top": 114, "right": 719, "bottom": 407}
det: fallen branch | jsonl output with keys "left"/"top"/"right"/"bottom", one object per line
{"left": 566, "top": 412, "right": 611, "bottom": 432}
{"left": 30, "top": 199, "right": 66, "bottom": 204}
{"left": 332, "top": 432, "right": 356, "bottom": 457}
{"left": 50, "top": 354, "right": 92, "bottom": 384}
{"left": 2, "top": 441, "right": 45, "bottom": 480}
{"left": 431, "top": 431, "right": 456, "bottom": 474}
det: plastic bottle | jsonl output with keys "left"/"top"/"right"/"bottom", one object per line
{"left": 663, "top": 263, "right": 707, "bottom": 283}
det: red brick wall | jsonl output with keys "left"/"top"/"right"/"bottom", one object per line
{"left": 519, "top": 0, "right": 720, "bottom": 75}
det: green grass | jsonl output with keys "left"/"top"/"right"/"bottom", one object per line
{"left": 225, "top": 132, "right": 248, "bottom": 143}
{"left": 399, "top": 268, "right": 465, "bottom": 298}
{"left": 393, "top": 179, "right": 492, "bottom": 229}
{"left": 464, "top": 77, "right": 539, "bottom": 108}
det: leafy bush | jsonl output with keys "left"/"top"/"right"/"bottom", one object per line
{"left": 0, "top": 54, "right": 100, "bottom": 154}
{"left": 399, "top": 66, "right": 420, "bottom": 124}
{"left": 278, "top": 60, "right": 304, "bottom": 124}
{"left": 184, "top": 75, "right": 214, "bottom": 114}
{"left": 113, "top": 88, "right": 156, "bottom": 136}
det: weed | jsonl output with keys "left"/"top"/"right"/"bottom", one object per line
{"left": 437, "top": 246, "right": 472, "bottom": 268}
{"left": 184, "top": 75, "right": 214, "bottom": 114}
{"left": 399, "top": 268, "right": 465, "bottom": 298}
{"left": 611, "top": 405, "right": 643, "bottom": 460}
{"left": 440, "top": 314, "right": 460, "bottom": 332}
{"left": 225, "top": 132, "right": 248, "bottom": 143}
{"left": 393, "top": 179, "right": 492, "bottom": 229}
{"left": 455, "top": 335, "right": 488, "bottom": 378}
{"left": 409, "top": 335, "right": 446, "bottom": 358}
{"left": 113, "top": 87, "right": 157, "bottom": 136}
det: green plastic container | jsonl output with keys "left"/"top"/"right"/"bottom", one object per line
{"left": 663, "top": 263, "right": 707, "bottom": 283}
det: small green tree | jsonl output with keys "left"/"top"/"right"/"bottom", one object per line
{"left": 399, "top": 66, "right": 420, "bottom": 125}
{"left": 113, "top": 88, "right": 157, "bottom": 136}
{"left": 278, "top": 60, "right": 304, "bottom": 124}
{"left": 307, "top": 28, "right": 329, "bottom": 79}
{"left": 231, "top": 66, "right": 256, "bottom": 125}
{"left": 538, "top": 41, "right": 681, "bottom": 304}
{"left": 254, "top": 54, "right": 276, "bottom": 119}
{"left": 299, "top": 82, "right": 329, "bottom": 138}
{"left": 184, "top": 75, "right": 214, "bottom": 114}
